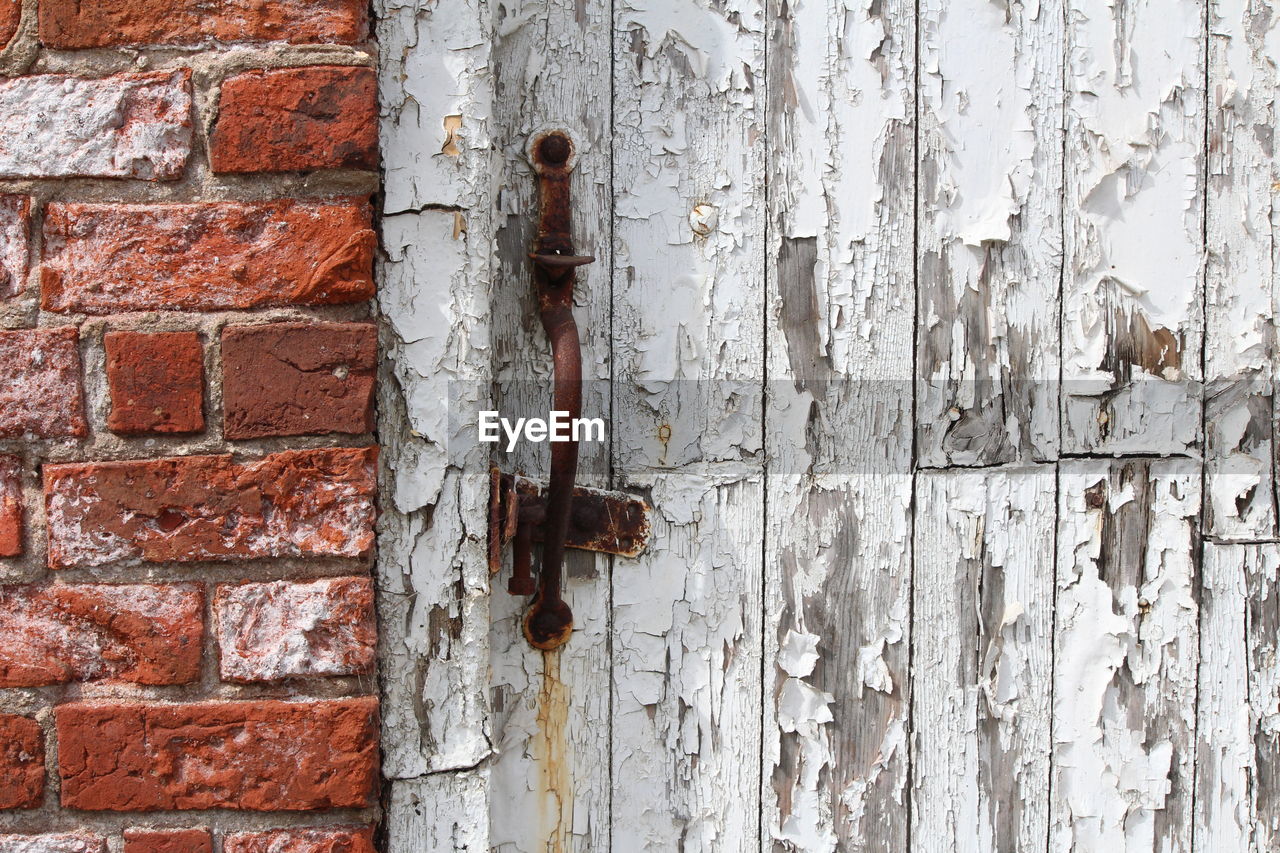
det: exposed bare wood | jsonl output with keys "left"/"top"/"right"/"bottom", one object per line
{"left": 1052, "top": 459, "right": 1201, "bottom": 852}
{"left": 1204, "top": 0, "right": 1278, "bottom": 539}
{"left": 376, "top": 0, "right": 495, "bottom": 788}
{"left": 608, "top": 0, "right": 767, "bottom": 843}
{"left": 386, "top": 772, "right": 489, "bottom": 852}
{"left": 1195, "top": 542, "right": 1280, "bottom": 852}
{"left": 917, "top": 0, "right": 1064, "bottom": 466}
{"left": 912, "top": 467, "right": 1055, "bottom": 852}
{"left": 1060, "top": 0, "right": 1206, "bottom": 456}
{"left": 763, "top": 0, "right": 915, "bottom": 849}
{"left": 376, "top": 0, "right": 498, "bottom": 846}
{"left": 1247, "top": 542, "right": 1280, "bottom": 849}
{"left": 371, "top": 3, "right": 1280, "bottom": 852}
{"left": 486, "top": 0, "right": 615, "bottom": 845}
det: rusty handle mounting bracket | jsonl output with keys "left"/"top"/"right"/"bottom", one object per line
{"left": 486, "top": 129, "right": 650, "bottom": 651}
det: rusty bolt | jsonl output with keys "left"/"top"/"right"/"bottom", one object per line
{"left": 537, "top": 133, "right": 571, "bottom": 167}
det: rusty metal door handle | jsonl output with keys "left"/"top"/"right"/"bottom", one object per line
{"left": 488, "top": 129, "right": 650, "bottom": 650}
{"left": 521, "top": 129, "right": 593, "bottom": 650}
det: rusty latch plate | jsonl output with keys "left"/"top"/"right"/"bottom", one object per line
{"left": 488, "top": 468, "right": 651, "bottom": 575}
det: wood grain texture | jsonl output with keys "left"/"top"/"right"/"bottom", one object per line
{"left": 373, "top": 2, "right": 1280, "bottom": 851}
{"left": 1195, "top": 542, "right": 1280, "bottom": 853}
{"left": 1205, "top": 0, "right": 1279, "bottom": 539}
{"left": 609, "top": 0, "right": 767, "bottom": 844}
{"left": 1248, "top": 542, "right": 1280, "bottom": 849}
{"left": 376, "top": 0, "right": 494, "bottom": 785}
{"left": 486, "top": 0, "right": 615, "bottom": 845}
{"left": 1060, "top": 0, "right": 1206, "bottom": 455}
{"left": 912, "top": 467, "right": 1055, "bottom": 853}
{"left": 1052, "top": 459, "right": 1201, "bottom": 853}
{"left": 376, "top": 0, "right": 497, "bottom": 846}
{"left": 763, "top": 0, "right": 915, "bottom": 849}
{"left": 386, "top": 772, "right": 489, "bottom": 853}
{"left": 917, "top": 0, "right": 1063, "bottom": 466}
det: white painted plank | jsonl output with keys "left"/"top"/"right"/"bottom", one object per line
{"left": 612, "top": 467, "right": 764, "bottom": 850}
{"left": 1204, "top": 0, "right": 1278, "bottom": 539}
{"left": 763, "top": 0, "right": 916, "bottom": 848}
{"left": 1194, "top": 542, "right": 1280, "bottom": 853}
{"left": 912, "top": 467, "right": 1055, "bottom": 853}
{"left": 1246, "top": 544, "right": 1280, "bottom": 849}
{"left": 917, "top": 0, "right": 1063, "bottom": 466}
{"left": 487, "top": 0, "right": 615, "bottom": 846}
{"left": 1194, "top": 542, "right": 1255, "bottom": 852}
{"left": 1052, "top": 459, "right": 1201, "bottom": 853}
{"left": 610, "top": 0, "right": 766, "bottom": 844}
{"left": 377, "top": 0, "right": 494, "bottom": 214}
{"left": 376, "top": 0, "right": 496, "bottom": 804}
{"left": 377, "top": 210, "right": 494, "bottom": 779}
{"left": 1061, "top": 0, "right": 1206, "bottom": 455}
{"left": 386, "top": 772, "right": 489, "bottom": 852}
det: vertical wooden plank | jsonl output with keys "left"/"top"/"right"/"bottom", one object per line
{"left": 1247, "top": 544, "right": 1280, "bottom": 848}
{"left": 763, "top": 0, "right": 915, "bottom": 849}
{"left": 487, "top": 0, "right": 615, "bottom": 846}
{"left": 1194, "top": 542, "right": 1253, "bottom": 851}
{"left": 1052, "top": 459, "right": 1201, "bottom": 852}
{"left": 612, "top": 471, "right": 764, "bottom": 850}
{"left": 375, "top": 0, "right": 496, "bottom": 846}
{"left": 916, "top": 0, "right": 1064, "bottom": 467}
{"left": 1204, "top": 0, "right": 1278, "bottom": 539}
{"left": 609, "top": 0, "right": 766, "bottom": 844}
{"left": 386, "top": 772, "right": 490, "bottom": 853}
{"left": 912, "top": 467, "right": 1055, "bottom": 852}
{"left": 1061, "top": 0, "right": 1206, "bottom": 455}
{"left": 1194, "top": 542, "right": 1280, "bottom": 852}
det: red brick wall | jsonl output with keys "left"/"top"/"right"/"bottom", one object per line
{"left": 0, "top": 2, "right": 381, "bottom": 849}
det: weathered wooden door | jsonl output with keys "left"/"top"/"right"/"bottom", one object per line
{"left": 376, "top": 0, "right": 1280, "bottom": 850}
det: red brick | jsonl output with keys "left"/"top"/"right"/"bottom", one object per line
{"left": 211, "top": 67, "right": 377, "bottom": 174}
{"left": 216, "top": 577, "right": 375, "bottom": 682}
{"left": 0, "top": 714, "right": 43, "bottom": 809}
{"left": 0, "top": 72, "right": 191, "bottom": 180}
{"left": 0, "top": 195, "right": 30, "bottom": 300}
{"left": 0, "top": 834, "right": 105, "bottom": 853}
{"left": 44, "top": 447, "right": 377, "bottom": 569}
{"left": 57, "top": 698, "right": 379, "bottom": 811}
{"left": 106, "top": 331, "right": 204, "bottom": 435}
{"left": 40, "top": 0, "right": 365, "bottom": 47}
{"left": 41, "top": 200, "right": 374, "bottom": 314}
{"left": 223, "top": 323, "right": 375, "bottom": 439}
{"left": 0, "top": 584, "right": 202, "bottom": 687}
{"left": 123, "top": 828, "right": 212, "bottom": 853}
{"left": 0, "top": 455, "right": 19, "bottom": 557}
{"left": 0, "top": 328, "right": 87, "bottom": 439}
{"left": 0, "top": 0, "right": 17, "bottom": 48}
{"left": 224, "top": 827, "right": 375, "bottom": 853}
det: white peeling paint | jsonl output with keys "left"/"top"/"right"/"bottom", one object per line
{"left": 1052, "top": 460, "right": 1200, "bottom": 853}
{"left": 913, "top": 467, "right": 1054, "bottom": 853}
{"left": 1205, "top": 0, "right": 1279, "bottom": 538}
{"left": 1061, "top": 0, "right": 1206, "bottom": 455}
{"left": 610, "top": 0, "right": 766, "bottom": 842}
{"left": 375, "top": 2, "right": 1280, "bottom": 851}
{"left": 386, "top": 773, "right": 489, "bottom": 853}
{"left": 917, "top": 0, "right": 1063, "bottom": 465}
{"left": 377, "top": 0, "right": 495, "bottom": 847}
